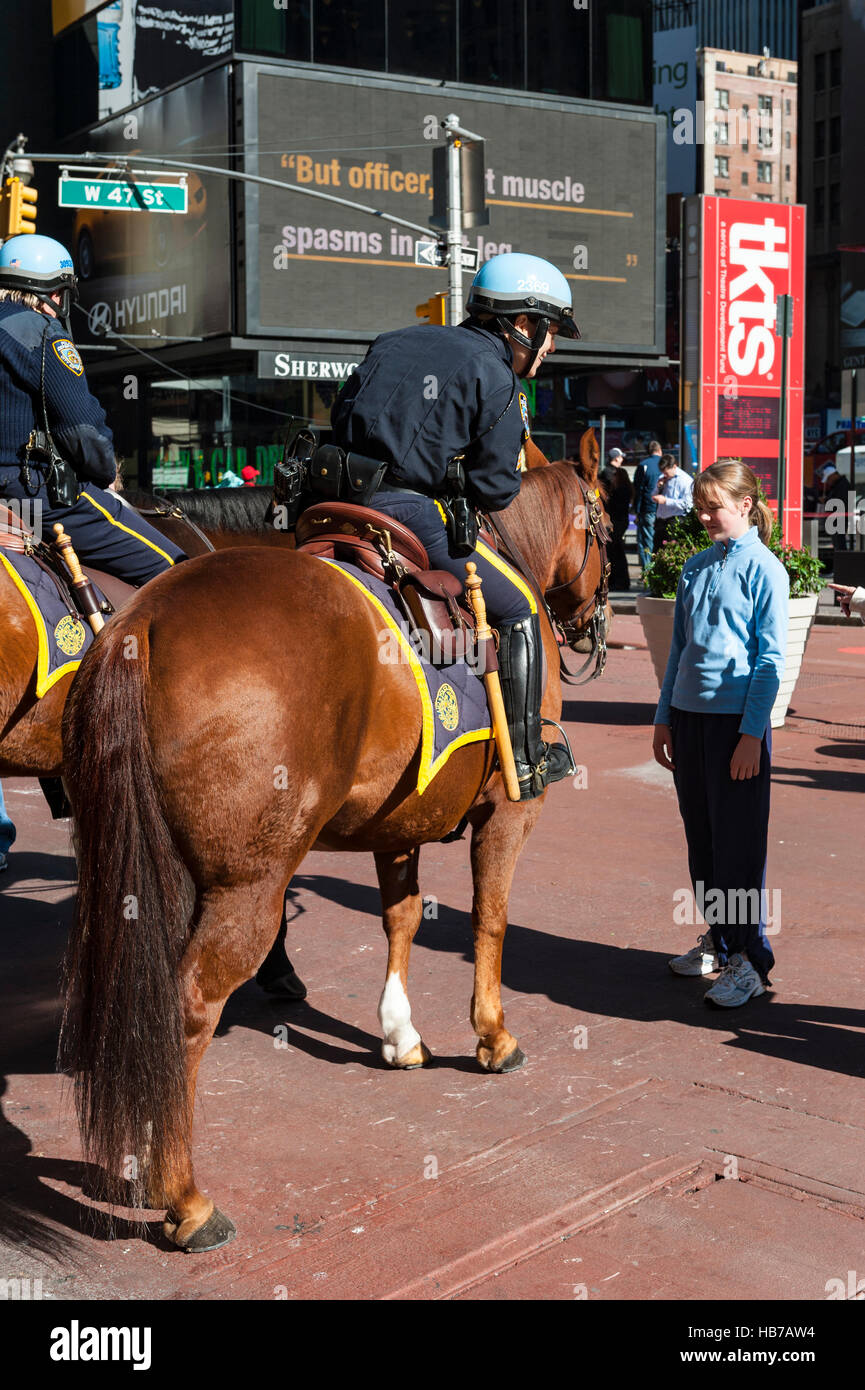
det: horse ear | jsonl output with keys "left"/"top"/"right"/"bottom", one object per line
{"left": 575, "top": 428, "right": 600, "bottom": 487}
{"left": 522, "top": 437, "right": 550, "bottom": 470}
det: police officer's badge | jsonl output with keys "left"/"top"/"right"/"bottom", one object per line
{"left": 52, "top": 339, "right": 84, "bottom": 376}
{"left": 54, "top": 614, "right": 87, "bottom": 656}
{"left": 434, "top": 682, "right": 459, "bottom": 732}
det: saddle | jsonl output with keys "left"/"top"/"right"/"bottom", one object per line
{"left": 295, "top": 502, "right": 478, "bottom": 666}
{"left": 0, "top": 502, "right": 137, "bottom": 617}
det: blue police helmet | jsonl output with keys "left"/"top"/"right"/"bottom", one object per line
{"left": 467, "top": 252, "right": 580, "bottom": 338}
{"left": 0, "top": 234, "right": 78, "bottom": 296}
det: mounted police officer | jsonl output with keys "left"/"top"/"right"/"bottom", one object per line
{"left": 0, "top": 234, "right": 186, "bottom": 583}
{"left": 331, "top": 251, "right": 580, "bottom": 801}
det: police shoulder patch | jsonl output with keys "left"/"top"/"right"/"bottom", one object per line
{"left": 52, "top": 338, "right": 84, "bottom": 375}
{"left": 519, "top": 391, "right": 531, "bottom": 436}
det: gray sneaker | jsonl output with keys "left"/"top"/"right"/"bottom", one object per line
{"left": 704, "top": 954, "right": 766, "bottom": 1008}
{"left": 669, "top": 932, "right": 719, "bottom": 976}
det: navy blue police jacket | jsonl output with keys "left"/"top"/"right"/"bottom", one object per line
{"left": 0, "top": 301, "right": 115, "bottom": 501}
{"left": 330, "top": 321, "right": 525, "bottom": 513}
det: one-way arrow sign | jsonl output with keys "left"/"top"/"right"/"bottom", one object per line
{"left": 414, "top": 239, "right": 479, "bottom": 272}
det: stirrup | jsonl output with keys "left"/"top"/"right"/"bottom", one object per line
{"left": 517, "top": 733, "right": 576, "bottom": 800}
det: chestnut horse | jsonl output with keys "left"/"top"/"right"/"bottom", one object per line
{"left": 59, "top": 452, "right": 608, "bottom": 1253}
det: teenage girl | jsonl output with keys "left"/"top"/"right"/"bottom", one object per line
{"left": 652, "top": 461, "right": 789, "bottom": 1008}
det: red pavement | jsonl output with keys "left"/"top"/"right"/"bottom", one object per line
{"left": 0, "top": 617, "right": 863, "bottom": 1301}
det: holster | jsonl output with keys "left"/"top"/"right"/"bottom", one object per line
{"left": 22, "top": 432, "right": 80, "bottom": 509}
{"left": 439, "top": 455, "right": 478, "bottom": 557}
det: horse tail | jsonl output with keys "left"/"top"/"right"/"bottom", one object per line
{"left": 59, "top": 609, "right": 192, "bottom": 1209}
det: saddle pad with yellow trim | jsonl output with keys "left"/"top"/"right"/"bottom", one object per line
{"left": 319, "top": 557, "right": 493, "bottom": 795}
{"left": 0, "top": 549, "right": 93, "bottom": 697}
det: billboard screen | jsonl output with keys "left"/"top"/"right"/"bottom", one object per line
{"left": 691, "top": 195, "right": 805, "bottom": 545}
{"left": 67, "top": 65, "right": 232, "bottom": 347}
{"left": 841, "top": 1, "right": 865, "bottom": 369}
{"left": 243, "top": 64, "right": 664, "bottom": 357}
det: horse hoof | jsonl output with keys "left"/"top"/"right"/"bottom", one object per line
{"left": 164, "top": 1206, "right": 237, "bottom": 1253}
{"left": 257, "top": 967, "right": 307, "bottom": 1000}
{"left": 478, "top": 1044, "right": 527, "bottom": 1074}
{"left": 385, "top": 1039, "right": 431, "bottom": 1069}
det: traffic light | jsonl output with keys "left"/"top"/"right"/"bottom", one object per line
{"left": 2, "top": 177, "right": 37, "bottom": 238}
{"left": 416, "top": 291, "right": 447, "bottom": 326}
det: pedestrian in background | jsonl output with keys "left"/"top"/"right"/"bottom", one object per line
{"left": 818, "top": 462, "right": 851, "bottom": 553}
{"left": 652, "top": 452, "right": 694, "bottom": 551}
{"left": 652, "top": 461, "right": 788, "bottom": 1008}
{"left": 633, "top": 440, "right": 663, "bottom": 577}
{"left": 599, "top": 446, "right": 633, "bottom": 590}
{"left": 0, "top": 781, "right": 15, "bottom": 872}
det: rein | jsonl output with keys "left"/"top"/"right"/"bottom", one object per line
{"left": 489, "top": 471, "right": 611, "bottom": 685}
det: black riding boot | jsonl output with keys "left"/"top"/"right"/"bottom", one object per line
{"left": 497, "top": 614, "right": 575, "bottom": 801}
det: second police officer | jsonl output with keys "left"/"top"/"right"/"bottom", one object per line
{"left": 0, "top": 234, "right": 186, "bottom": 583}
{"left": 331, "top": 251, "right": 580, "bottom": 801}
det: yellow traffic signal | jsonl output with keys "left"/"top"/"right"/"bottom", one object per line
{"left": 5, "top": 177, "right": 37, "bottom": 237}
{"left": 415, "top": 291, "right": 447, "bottom": 326}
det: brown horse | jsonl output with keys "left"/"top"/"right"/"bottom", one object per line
{"left": 59, "top": 450, "right": 608, "bottom": 1254}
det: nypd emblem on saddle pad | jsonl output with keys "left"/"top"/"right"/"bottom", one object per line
{"left": 0, "top": 549, "right": 94, "bottom": 696}
{"left": 318, "top": 558, "right": 493, "bottom": 794}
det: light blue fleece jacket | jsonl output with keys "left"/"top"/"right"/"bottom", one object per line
{"left": 654, "top": 525, "right": 789, "bottom": 738}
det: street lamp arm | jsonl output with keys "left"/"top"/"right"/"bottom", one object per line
{"left": 23, "top": 149, "right": 441, "bottom": 242}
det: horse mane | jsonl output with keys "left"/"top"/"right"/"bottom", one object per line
{"left": 506, "top": 464, "right": 580, "bottom": 581}
{"left": 128, "top": 487, "right": 274, "bottom": 533}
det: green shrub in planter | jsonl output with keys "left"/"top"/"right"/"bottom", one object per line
{"left": 643, "top": 501, "right": 825, "bottom": 600}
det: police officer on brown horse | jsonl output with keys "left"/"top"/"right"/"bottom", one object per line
{"left": 331, "top": 251, "right": 581, "bottom": 800}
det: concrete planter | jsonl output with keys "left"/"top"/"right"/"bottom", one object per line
{"left": 636, "top": 592, "right": 819, "bottom": 729}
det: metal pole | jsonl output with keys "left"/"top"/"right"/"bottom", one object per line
{"left": 444, "top": 115, "right": 463, "bottom": 328}
{"left": 776, "top": 293, "right": 792, "bottom": 541}
{"left": 599, "top": 412, "right": 606, "bottom": 465}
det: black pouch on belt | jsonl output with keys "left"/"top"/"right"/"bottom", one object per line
{"left": 440, "top": 456, "right": 478, "bottom": 557}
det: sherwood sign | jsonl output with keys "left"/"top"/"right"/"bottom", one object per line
{"left": 257, "top": 351, "right": 361, "bottom": 380}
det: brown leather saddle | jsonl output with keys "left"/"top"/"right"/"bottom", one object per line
{"left": 0, "top": 502, "right": 137, "bottom": 617}
{"left": 295, "top": 501, "right": 478, "bottom": 666}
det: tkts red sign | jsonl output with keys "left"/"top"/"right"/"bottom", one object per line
{"left": 699, "top": 197, "right": 805, "bottom": 545}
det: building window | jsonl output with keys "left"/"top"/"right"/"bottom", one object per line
{"left": 830, "top": 183, "right": 840, "bottom": 223}
{"left": 785, "top": 98, "right": 791, "bottom": 115}
{"left": 741, "top": 142, "right": 749, "bottom": 153}
{"left": 741, "top": 171, "right": 749, "bottom": 185}
{"left": 314, "top": 1, "right": 386, "bottom": 71}
{"left": 747, "top": 64, "right": 757, "bottom": 76}
{"left": 785, "top": 130, "right": 791, "bottom": 149}
{"left": 716, "top": 88, "right": 729, "bottom": 109}
{"left": 713, "top": 123, "right": 728, "bottom": 144}
{"left": 758, "top": 94, "right": 772, "bottom": 112}
{"left": 815, "top": 121, "right": 825, "bottom": 158}
{"left": 814, "top": 52, "right": 825, "bottom": 91}
{"left": 830, "top": 116, "right": 841, "bottom": 155}
{"left": 463, "top": 0, "right": 525, "bottom": 93}
{"left": 238, "top": 0, "right": 312, "bottom": 60}
{"left": 830, "top": 49, "right": 841, "bottom": 87}
{"left": 716, "top": 189, "right": 730, "bottom": 197}
{"left": 756, "top": 161, "right": 772, "bottom": 182}
{"left": 814, "top": 185, "right": 825, "bottom": 225}
{"left": 785, "top": 164, "right": 790, "bottom": 181}
{"left": 389, "top": 0, "right": 457, "bottom": 82}
{"left": 787, "top": 71, "right": 795, "bottom": 83}
{"left": 714, "top": 156, "right": 729, "bottom": 178}
{"left": 715, "top": 61, "right": 726, "bottom": 72}
{"left": 756, "top": 194, "right": 774, "bottom": 202}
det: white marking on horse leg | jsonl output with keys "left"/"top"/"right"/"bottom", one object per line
{"left": 378, "top": 971, "right": 421, "bottom": 1065}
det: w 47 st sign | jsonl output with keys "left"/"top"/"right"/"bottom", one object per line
{"left": 58, "top": 175, "right": 187, "bottom": 214}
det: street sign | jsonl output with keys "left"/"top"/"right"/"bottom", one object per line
{"left": 57, "top": 176, "right": 188, "bottom": 214}
{"left": 414, "top": 238, "right": 478, "bottom": 271}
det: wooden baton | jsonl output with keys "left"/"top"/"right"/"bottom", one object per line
{"left": 464, "top": 561, "right": 522, "bottom": 803}
{"left": 52, "top": 524, "right": 105, "bottom": 634}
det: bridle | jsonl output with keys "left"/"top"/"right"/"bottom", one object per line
{"left": 489, "top": 469, "right": 612, "bottom": 685}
